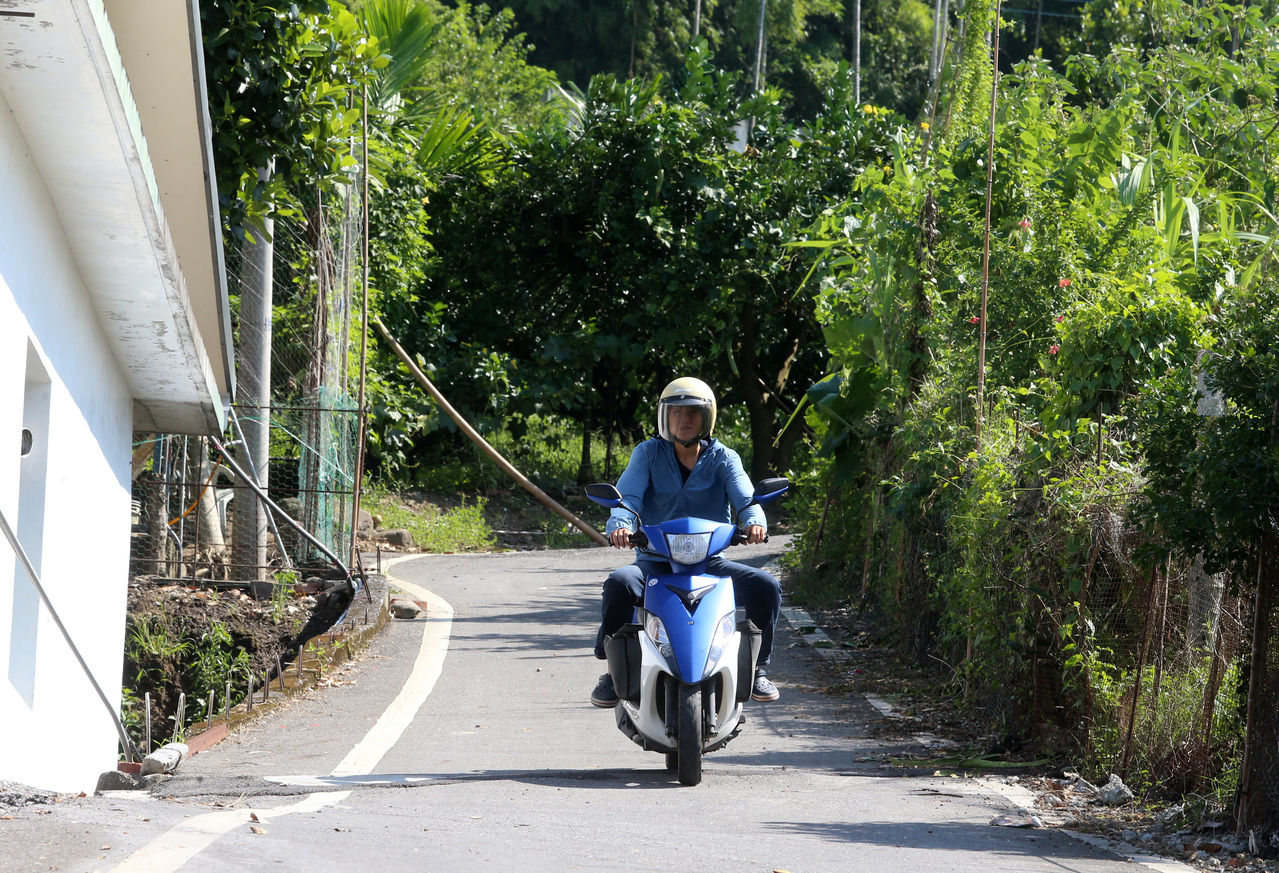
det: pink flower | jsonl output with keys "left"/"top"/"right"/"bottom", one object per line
{"left": 969, "top": 316, "right": 980, "bottom": 324}
{"left": 1049, "top": 344, "right": 1059, "bottom": 355}
{"left": 1018, "top": 219, "right": 1031, "bottom": 230}
{"left": 1055, "top": 315, "right": 1064, "bottom": 323}
{"left": 1058, "top": 278, "right": 1071, "bottom": 288}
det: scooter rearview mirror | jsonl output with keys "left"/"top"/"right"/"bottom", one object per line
{"left": 752, "top": 477, "right": 790, "bottom": 505}
{"left": 584, "top": 482, "right": 623, "bottom": 508}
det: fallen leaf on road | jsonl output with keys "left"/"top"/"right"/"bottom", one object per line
{"left": 250, "top": 813, "right": 269, "bottom": 824}
{"left": 101, "top": 846, "right": 110, "bottom": 851}
{"left": 250, "top": 826, "right": 268, "bottom": 835}
{"left": 990, "top": 815, "right": 1043, "bottom": 828}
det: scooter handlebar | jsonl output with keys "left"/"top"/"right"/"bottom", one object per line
{"left": 731, "top": 530, "right": 769, "bottom": 546}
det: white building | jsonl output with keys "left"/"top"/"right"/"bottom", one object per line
{"left": 0, "top": 0, "right": 232, "bottom": 792}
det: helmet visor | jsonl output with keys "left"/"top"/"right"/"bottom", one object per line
{"left": 659, "top": 398, "right": 711, "bottom": 444}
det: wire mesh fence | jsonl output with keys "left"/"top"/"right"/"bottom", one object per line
{"left": 128, "top": 189, "right": 367, "bottom": 584}
{"left": 1010, "top": 509, "right": 1247, "bottom": 798}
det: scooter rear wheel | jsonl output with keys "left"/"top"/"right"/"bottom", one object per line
{"left": 676, "top": 683, "right": 702, "bottom": 786}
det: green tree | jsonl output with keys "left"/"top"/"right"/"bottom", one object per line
{"left": 391, "top": 51, "right": 896, "bottom": 481}
{"left": 201, "top": 0, "right": 382, "bottom": 234}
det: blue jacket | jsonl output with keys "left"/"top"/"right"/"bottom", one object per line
{"left": 606, "top": 437, "right": 766, "bottom": 537}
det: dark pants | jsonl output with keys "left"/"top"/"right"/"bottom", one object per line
{"left": 594, "top": 556, "right": 781, "bottom": 667}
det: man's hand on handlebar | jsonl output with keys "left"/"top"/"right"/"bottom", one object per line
{"left": 609, "top": 528, "right": 633, "bottom": 549}
{"left": 744, "top": 524, "right": 766, "bottom": 545}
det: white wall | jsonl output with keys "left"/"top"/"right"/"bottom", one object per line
{"left": 0, "top": 85, "right": 135, "bottom": 793}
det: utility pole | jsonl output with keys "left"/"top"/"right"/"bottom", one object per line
{"left": 975, "top": 1, "right": 1002, "bottom": 452}
{"left": 233, "top": 166, "right": 274, "bottom": 582}
{"left": 752, "top": 0, "right": 767, "bottom": 93}
{"left": 930, "top": 0, "right": 943, "bottom": 80}
{"left": 853, "top": 0, "right": 862, "bottom": 105}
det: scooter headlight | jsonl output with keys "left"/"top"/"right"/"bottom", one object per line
{"left": 665, "top": 532, "right": 712, "bottom": 564}
{"left": 644, "top": 611, "right": 670, "bottom": 645}
{"left": 644, "top": 611, "right": 675, "bottom": 664}
{"left": 704, "top": 612, "right": 736, "bottom": 674}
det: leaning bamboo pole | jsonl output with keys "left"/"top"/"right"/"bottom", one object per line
{"left": 372, "top": 318, "right": 609, "bottom": 547}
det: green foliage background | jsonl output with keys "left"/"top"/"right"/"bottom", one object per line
{"left": 788, "top": 0, "right": 1279, "bottom": 798}
{"left": 199, "top": 0, "right": 1279, "bottom": 804}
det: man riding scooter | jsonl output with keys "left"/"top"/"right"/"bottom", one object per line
{"left": 590, "top": 377, "right": 783, "bottom": 707}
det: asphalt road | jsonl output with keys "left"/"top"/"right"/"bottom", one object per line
{"left": 2, "top": 543, "right": 1187, "bottom": 872}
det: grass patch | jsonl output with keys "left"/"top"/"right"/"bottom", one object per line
{"left": 365, "top": 412, "right": 767, "bottom": 551}
{"left": 363, "top": 491, "right": 495, "bottom": 552}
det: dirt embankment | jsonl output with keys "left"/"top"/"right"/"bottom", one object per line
{"left": 123, "top": 572, "right": 352, "bottom": 737}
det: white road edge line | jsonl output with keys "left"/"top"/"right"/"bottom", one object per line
{"left": 108, "top": 556, "right": 450, "bottom": 873}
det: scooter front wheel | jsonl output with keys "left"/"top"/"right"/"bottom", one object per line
{"left": 676, "top": 683, "right": 703, "bottom": 786}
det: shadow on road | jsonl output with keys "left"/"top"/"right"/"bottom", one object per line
{"left": 161, "top": 767, "right": 723, "bottom": 798}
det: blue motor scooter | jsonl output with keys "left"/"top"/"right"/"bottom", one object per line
{"left": 585, "top": 477, "right": 789, "bottom": 785}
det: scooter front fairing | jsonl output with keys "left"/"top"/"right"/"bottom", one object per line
{"left": 615, "top": 566, "right": 746, "bottom": 754}
{"left": 641, "top": 570, "right": 737, "bottom": 683}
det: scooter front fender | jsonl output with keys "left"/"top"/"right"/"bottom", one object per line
{"left": 618, "top": 631, "right": 745, "bottom": 753}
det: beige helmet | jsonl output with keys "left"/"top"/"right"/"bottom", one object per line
{"left": 657, "top": 377, "right": 717, "bottom": 447}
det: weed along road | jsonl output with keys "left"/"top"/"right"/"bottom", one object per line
{"left": 7, "top": 545, "right": 1185, "bottom": 873}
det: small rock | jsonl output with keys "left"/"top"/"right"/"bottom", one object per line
{"left": 1097, "top": 773, "right": 1134, "bottom": 806}
{"left": 95, "top": 770, "right": 138, "bottom": 792}
{"left": 1153, "top": 804, "right": 1185, "bottom": 832}
{"left": 391, "top": 600, "right": 421, "bottom": 619}
{"left": 358, "top": 508, "right": 374, "bottom": 534}
{"left": 1121, "top": 829, "right": 1138, "bottom": 842}
{"left": 139, "top": 774, "right": 172, "bottom": 789}
{"left": 374, "top": 528, "right": 414, "bottom": 549}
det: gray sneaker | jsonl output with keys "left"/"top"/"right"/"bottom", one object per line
{"left": 590, "top": 673, "right": 618, "bottom": 707}
{"left": 751, "top": 669, "right": 780, "bottom": 702}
